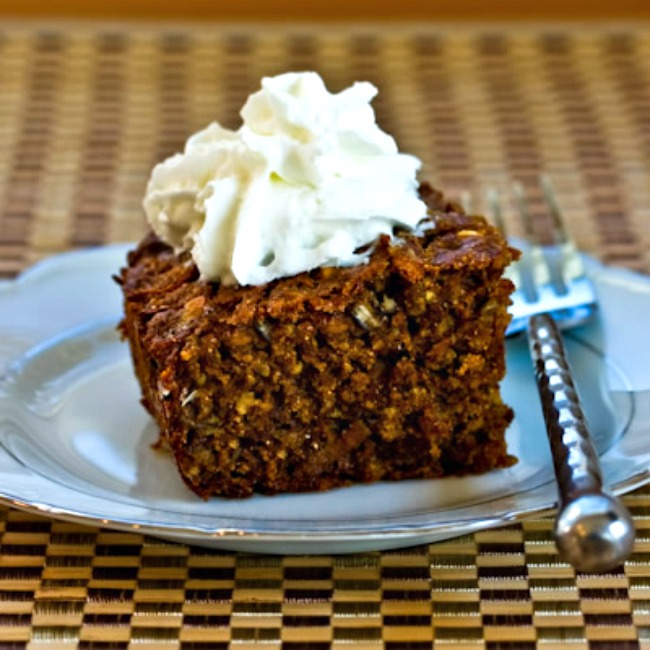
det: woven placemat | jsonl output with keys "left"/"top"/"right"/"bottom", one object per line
{"left": 1, "top": 21, "right": 650, "bottom": 648}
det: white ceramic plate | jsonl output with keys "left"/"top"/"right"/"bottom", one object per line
{"left": 1, "top": 244, "right": 649, "bottom": 554}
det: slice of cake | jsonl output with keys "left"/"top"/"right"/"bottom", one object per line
{"left": 117, "top": 72, "right": 518, "bottom": 498}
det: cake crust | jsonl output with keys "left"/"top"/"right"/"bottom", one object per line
{"left": 117, "top": 183, "right": 519, "bottom": 498}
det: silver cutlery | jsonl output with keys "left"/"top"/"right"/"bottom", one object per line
{"left": 482, "top": 177, "right": 635, "bottom": 573}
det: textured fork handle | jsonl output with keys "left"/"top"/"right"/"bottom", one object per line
{"left": 528, "top": 313, "right": 603, "bottom": 500}
{"left": 527, "top": 313, "right": 634, "bottom": 572}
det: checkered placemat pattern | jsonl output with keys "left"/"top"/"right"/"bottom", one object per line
{"left": 1, "top": 21, "right": 650, "bottom": 648}
{"left": 2, "top": 507, "right": 649, "bottom": 648}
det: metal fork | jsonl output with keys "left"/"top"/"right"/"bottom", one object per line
{"left": 485, "top": 178, "right": 634, "bottom": 573}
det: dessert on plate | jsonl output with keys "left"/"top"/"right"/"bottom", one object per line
{"left": 117, "top": 72, "right": 519, "bottom": 498}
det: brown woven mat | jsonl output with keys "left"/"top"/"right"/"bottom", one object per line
{"left": 1, "top": 20, "right": 650, "bottom": 648}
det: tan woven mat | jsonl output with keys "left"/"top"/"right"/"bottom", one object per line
{"left": 1, "top": 21, "right": 650, "bottom": 649}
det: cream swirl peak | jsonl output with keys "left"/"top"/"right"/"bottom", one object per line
{"left": 143, "top": 71, "right": 428, "bottom": 286}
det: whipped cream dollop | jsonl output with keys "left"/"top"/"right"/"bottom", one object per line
{"left": 144, "top": 71, "right": 428, "bottom": 286}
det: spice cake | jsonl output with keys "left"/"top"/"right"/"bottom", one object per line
{"left": 116, "top": 71, "right": 518, "bottom": 498}
{"left": 118, "top": 183, "right": 518, "bottom": 498}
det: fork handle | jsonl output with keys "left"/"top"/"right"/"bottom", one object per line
{"left": 528, "top": 313, "right": 603, "bottom": 499}
{"left": 527, "top": 313, "right": 634, "bottom": 572}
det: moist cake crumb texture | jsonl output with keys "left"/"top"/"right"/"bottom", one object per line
{"left": 117, "top": 183, "right": 519, "bottom": 498}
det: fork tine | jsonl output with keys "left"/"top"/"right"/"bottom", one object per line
{"left": 485, "top": 187, "right": 521, "bottom": 290}
{"left": 540, "top": 175, "right": 584, "bottom": 286}
{"left": 514, "top": 180, "right": 568, "bottom": 297}
{"left": 512, "top": 181, "right": 538, "bottom": 245}
{"left": 497, "top": 183, "right": 542, "bottom": 304}
{"left": 540, "top": 175, "right": 569, "bottom": 245}
{"left": 485, "top": 187, "right": 535, "bottom": 305}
